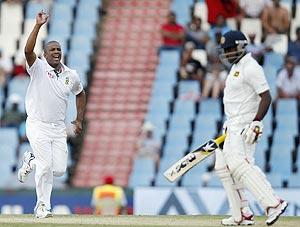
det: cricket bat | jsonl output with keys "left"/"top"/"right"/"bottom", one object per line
{"left": 163, "top": 134, "right": 226, "bottom": 182}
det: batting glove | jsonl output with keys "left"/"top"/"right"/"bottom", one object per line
{"left": 241, "top": 121, "right": 263, "bottom": 144}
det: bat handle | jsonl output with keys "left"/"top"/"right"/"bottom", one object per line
{"left": 215, "top": 134, "right": 226, "bottom": 145}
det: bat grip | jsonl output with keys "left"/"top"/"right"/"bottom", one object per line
{"left": 215, "top": 134, "right": 226, "bottom": 145}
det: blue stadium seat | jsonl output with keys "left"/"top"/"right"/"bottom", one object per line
{"left": 132, "top": 158, "right": 155, "bottom": 176}
{"left": 181, "top": 157, "right": 210, "bottom": 187}
{"left": 78, "top": 0, "right": 102, "bottom": 8}
{"left": 173, "top": 99, "right": 196, "bottom": 117}
{"left": 199, "top": 99, "right": 222, "bottom": 116}
{"left": 266, "top": 173, "right": 283, "bottom": 187}
{"left": 288, "top": 173, "right": 300, "bottom": 187}
{"left": 147, "top": 96, "right": 170, "bottom": 116}
{"left": 69, "top": 36, "right": 93, "bottom": 57}
{"left": 8, "top": 77, "right": 30, "bottom": 98}
{"left": 276, "top": 99, "right": 298, "bottom": 116}
{"left": 73, "top": 20, "right": 97, "bottom": 41}
{"left": 0, "top": 144, "right": 16, "bottom": 167}
{"left": 155, "top": 65, "right": 177, "bottom": 84}
{"left": 51, "top": 3, "right": 73, "bottom": 25}
{"left": 155, "top": 170, "right": 178, "bottom": 187}
{"left": 67, "top": 53, "right": 90, "bottom": 74}
{"left": 159, "top": 50, "right": 180, "bottom": 66}
{"left": 0, "top": 127, "right": 19, "bottom": 151}
{"left": 205, "top": 173, "right": 223, "bottom": 187}
{"left": 182, "top": 172, "right": 204, "bottom": 187}
{"left": 144, "top": 113, "right": 167, "bottom": 140}
{"left": 264, "top": 52, "right": 284, "bottom": 70}
{"left": 163, "top": 134, "right": 187, "bottom": 157}
{"left": 49, "top": 22, "right": 71, "bottom": 39}
{"left": 77, "top": 3, "right": 100, "bottom": 24}
{"left": 168, "top": 114, "right": 191, "bottom": 132}
{"left": 269, "top": 145, "right": 292, "bottom": 175}
{"left": 56, "top": 0, "right": 77, "bottom": 7}
{"left": 26, "top": 2, "right": 50, "bottom": 19}
{"left": 66, "top": 95, "right": 76, "bottom": 123}
{"left": 150, "top": 81, "right": 173, "bottom": 101}
{"left": 178, "top": 80, "right": 200, "bottom": 95}
{"left": 128, "top": 172, "right": 153, "bottom": 187}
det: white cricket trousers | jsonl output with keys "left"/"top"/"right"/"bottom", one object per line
{"left": 26, "top": 118, "right": 68, "bottom": 211}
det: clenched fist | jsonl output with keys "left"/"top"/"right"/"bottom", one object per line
{"left": 36, "top": 10, "right": 49, "bottom": 26}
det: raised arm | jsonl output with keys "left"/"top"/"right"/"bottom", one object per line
{"left": 72, "top": 89, "right": 86, "bottom": 135}
{"left": 24, "top": 11, "right": 48, "bottom": 67}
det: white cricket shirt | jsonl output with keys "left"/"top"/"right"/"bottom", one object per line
{"left": 276, "top": 67, "right": 300, "bottom": 97}
{"left": 25, "top": 58, "right": 83, "bottom": 123}
{"left": 223, "top": 53, "right": 269, "bottom": 127}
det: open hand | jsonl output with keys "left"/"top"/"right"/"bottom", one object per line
{"left": 36, "top": 10, "right": 49, "bottom": 25}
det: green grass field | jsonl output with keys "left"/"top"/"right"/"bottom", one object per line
{"left": 0, "top": 215, "right": 299, "bottom": 227}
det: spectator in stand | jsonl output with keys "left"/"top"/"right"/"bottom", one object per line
{"left": 1, "top": 94, "right": 26, "bottom": 128}
{"left": 12, "top": 54, "right": 28, "bottom": 78}
{"left": 0, "top": 50, "right": 13, "bottom": 89}
{"left": 179, "top": 42, "right": 206, "bottom": 85}
{"left": 246, "top": 33, "right": 272, "bottom": 65}
{"left": 201, "top": 64, "right": 227, "bottom": 99}
{"left": 206, "top": 0, "right": 240, "bottom": 28}
{"left": 276, "top": 56, "right": 300, "bottom": 100}
{"left": 186, "top": 16, "right": 209, "bottom": 49}
{"left": 287, "top": 27, "right": 300, "bottom": 64}
{"left": 159, "top": 11, "right": 185, "bottom": 53}
{"left": 239, "top": 0, "right": 272, "bottom": 18}
{"left": 91, "top": 175, "right": 127, "bottom": 215}
{"left": 261, "top": 0, "right": 289, "bottom": 36}
{"left": 209, "top": 14, "right": 231, "bottom": 41}
{"left": 203, "top": 30, "right": 227, "bottom": 99}
{"left": 136, "top": 121, "right": 161, "bottom": 169}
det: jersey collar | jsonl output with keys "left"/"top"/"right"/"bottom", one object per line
{"left": 235, "top": 53, "right": 252, "bottom": 66}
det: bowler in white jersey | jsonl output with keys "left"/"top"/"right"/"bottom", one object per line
{"left": 17, "top": 11, "right": 86, "bottom": 218}
{"left": 214, "top": 30, "right": 287, "bottom": 226}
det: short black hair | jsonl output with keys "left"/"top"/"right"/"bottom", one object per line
{"left": 44, "top": 40, "right": 60, "bottom": 52}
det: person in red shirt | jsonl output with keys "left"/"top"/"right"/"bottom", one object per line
{"left": 159, "top": 11, "right": 185, "bottom": 53}
{"left": 205, "top": 0, "right": 239, "bottom": 26}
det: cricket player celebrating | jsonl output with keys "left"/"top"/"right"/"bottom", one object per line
{"left": 17, "top": 11, "right": 86, "bottom": 218}
{"left": 215, "top": 30, "right": 287, "bottom": 226}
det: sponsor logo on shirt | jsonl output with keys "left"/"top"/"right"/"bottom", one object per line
{"left": 48, "top": 72, "right": 55, "bottom": 78}
{"left": 233, "top": 71, "right": 240, "bottom": 77}
{"left": 65, "top": 77, "right": 69, "bottom": 85}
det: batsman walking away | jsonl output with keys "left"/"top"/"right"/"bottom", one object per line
{"left": 17, "top": 11, "right": 86, "bottom": 218}
{"left": 214, "top": 30, "right": 287, "bottom": 226}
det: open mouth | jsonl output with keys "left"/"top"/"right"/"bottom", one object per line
{"left": 53, "top": 55, "right": 60, "bottom": 61}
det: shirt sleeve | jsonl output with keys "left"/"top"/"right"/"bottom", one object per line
{"left": 244, "top": 61, "right": 269, "bottom": 94}
{"left": 26, "top": 58, "right": 43, "bottom": 78}
{"left": 71, "top": 70, "right": 83, "bottom": 95}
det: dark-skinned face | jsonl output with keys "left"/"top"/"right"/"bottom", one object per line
{"left": 43, "top": 41, "right": 62, "bottom": 68}
{"left": 224, "top": 47, "right": 239, "bottom": 64}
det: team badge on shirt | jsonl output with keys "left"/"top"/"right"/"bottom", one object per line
{"left": 65, "top": 77, "right": 69, "bottom": 85}
{"left": 233, "top": 71, "right": 240, "bottom": 77}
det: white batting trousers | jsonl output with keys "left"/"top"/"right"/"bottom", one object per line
{"left": 26, "top": 118, "right": 68, "bottom": 211}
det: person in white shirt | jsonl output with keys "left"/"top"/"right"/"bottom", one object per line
{"left": 17, "top": 11, "right": 86, "bottom": 218}
{"left": 239, "top": 0, "right": 272, "bottom": 18}
{"left": 276, "top": 56, "right": 300, "bottom": 99}
{"left": 215, "top": 30, "right": 287, "bottom": 226}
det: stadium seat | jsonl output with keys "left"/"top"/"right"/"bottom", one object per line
{"left": 26, "top": 1, "right": 50, "bottom": 19}
{"left": 159, "top": 50, "right": 180, "bottom": 66}
{"left": 288, "top": 173, "right": 300, "bottom": 187}
{"left": 266, "top": 173, "right": 283, "bottom": 188}
{"left": 155, "top": 170, "right": 178, "bottom": 187}
{"left": 0, "top": 127, "right": 19, "bottom": 151}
